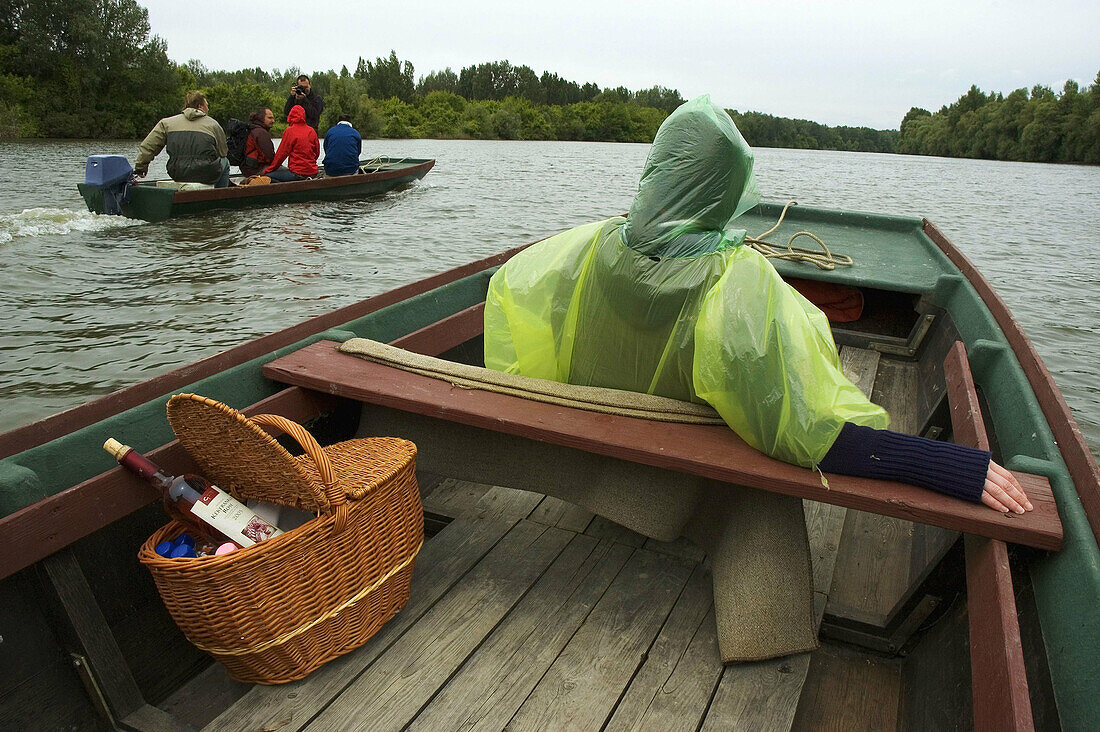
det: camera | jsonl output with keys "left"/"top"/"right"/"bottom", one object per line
{"left": 293, "top": 85, "right": 307, "bottom": 95}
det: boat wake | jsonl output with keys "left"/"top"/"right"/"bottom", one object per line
{"left": 0, "top": 208, "right": 142, "bottom": 244}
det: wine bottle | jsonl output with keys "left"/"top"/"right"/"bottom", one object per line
{"left": 104, "top": 438, "right": 283, "bottom": 548}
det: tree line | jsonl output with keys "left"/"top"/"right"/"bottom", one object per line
{"left": 898, "top": 78, "right": 1100, "bottom": 164}
{"left": 185, "top": 56, "right": 676, "bottom": 143}
{"left": 2, "top": 0, "right": 1097, "bottom": 164}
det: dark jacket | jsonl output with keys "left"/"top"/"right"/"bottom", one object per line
{"left": 284, "top": 91, "right": 324, "bottom": 131}
{"left": 264, "top": 105, "right": 319, "bottom": 176}
{"left": 322, "top": 122, "right": 362, "bottom": 176}
{"left": 135, "top": 107, "right": 227, "bottom": 184}
{"left": 241, "top": 125, "right": 275, "bottom": 176}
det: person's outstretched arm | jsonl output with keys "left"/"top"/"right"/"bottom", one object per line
{"left": 818, "top": 422, "right": 1031, "bottom": 513}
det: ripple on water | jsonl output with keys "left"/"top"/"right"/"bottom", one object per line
{"left": 0, "top": 207, "right": 143, "bottom": 244}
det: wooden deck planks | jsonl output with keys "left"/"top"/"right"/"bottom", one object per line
{"left": 503, "top": 549, "right": 695, "bottom": 730}
{"left": 603, "top": 564, "right": 722, "bottom": 732}
{"left": 421, "top": 477, "right": 492, "bottom": 519}
{"left": 700, "top": 490, "right": 853, "bottom": 731}
{"left": 698, "top": 349, "right": 874, "bottom": 732}
{"left": 203, "top": 485, "right": 542, "bottom": 732}
{"left": 828, "top": 357, "right": 922, "bottom": 623}
{"left": 584, "top": 515, "right": 648, "bottom": 548}
{"left": 209, "top": 471, "right": 903, "bottom": 732}
{"left": 790, "top": 644, "right": 902, "bottom": 730}
{"left": 701, "top": 654, "right": 815, "bottom": 731}
{"left": 528, "top": 495, "right": 595, "bottom": 533}
{"left": 305, "top": 520, "right": 574, "bottom": 731}
{"left": 409, "top": 537, "right": 633, "bottom": 732}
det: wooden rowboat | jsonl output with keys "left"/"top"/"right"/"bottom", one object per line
{"left": 76, "top": 157, "right": 435, "bottom": 222}
{"left": 0, "top": 202, "right": 1096, "bottom": 730}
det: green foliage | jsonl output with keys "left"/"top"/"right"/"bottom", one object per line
{"left": 896, "top": 76, "right": 1100, "bottom": 163}
{"left": 417, "top": 68, "right": 458, "bottom": 96}
{"left": 9, "top": 13, "right": 1091, "bottom": 166}
{"left": 634, "top": 86, "right": 686, "bottom": 115}
{"left": 203, "top": 82, "right": 280, "bottom": 127}
{"left": 3, "top": 0, "right": 186, "bottom": 138}
{"left": 727, "top": 110, "right": 897, "bottom": 153}
{"left": 355, "top": 51, "right": 415, "bottom": 103}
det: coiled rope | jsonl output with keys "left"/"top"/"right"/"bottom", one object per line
{"left": 357, "top": 156, "right": 411, "bottom": 174}
{"left": 744, "top": 201, "right": 853, "bottom": 270}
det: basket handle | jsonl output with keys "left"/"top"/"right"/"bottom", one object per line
{"left": 250, "top": 413, "right": 350, "bottom": 535}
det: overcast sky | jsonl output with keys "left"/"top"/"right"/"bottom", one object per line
{"left": 140, "top": 0, "right": 1098, "bottom": 129}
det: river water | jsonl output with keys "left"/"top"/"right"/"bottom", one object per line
{"left": 0, "top": 139, "right": 1097, "bottom": 460}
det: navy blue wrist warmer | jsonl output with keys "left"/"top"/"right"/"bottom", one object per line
{"left": 818, "top": 423, "right": 990, "bottom": 503}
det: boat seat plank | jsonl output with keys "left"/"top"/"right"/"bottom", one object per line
{"left": 261, "top": 340, "right": 1062, "bottom": 550}
{"left": 944, "top": 341, "right": 1034, "bottom": 731}
{"left": 408, "top": 537, "right": 634, "bottom": 732}
{"left": 304, "top": 520, "right": 574, "bottom": 731}
{"left": 203, "top": 485, "right": 542, "bottom": 732}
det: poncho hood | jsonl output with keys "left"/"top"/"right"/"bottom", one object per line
{"left": 286, "top": 105, "right": 307, "bottom": 125}
{"left": 622, "top": 95, "right": 760, "bottom": 258}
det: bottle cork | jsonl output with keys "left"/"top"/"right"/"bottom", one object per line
{"left": 103, "top": 438, "right": 130, "bottom": 461}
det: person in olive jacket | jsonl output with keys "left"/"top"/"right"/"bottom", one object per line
{"left": 134, "top": 91, "right": 229, "bottom": 187}
{"left": 283, "top": 74, "right": 324, "bottom": 132}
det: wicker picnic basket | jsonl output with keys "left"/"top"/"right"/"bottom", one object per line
{"left": 137, "top": 393, "right": 423, "bottom": 684}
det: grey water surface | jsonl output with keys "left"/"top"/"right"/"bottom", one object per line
{"left": 0, "top": 138, "right": 1097, "bottom": 461}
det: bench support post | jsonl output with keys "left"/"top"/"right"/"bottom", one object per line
{"left": 944, "top": 341, "right": 1034, "bottom": 732}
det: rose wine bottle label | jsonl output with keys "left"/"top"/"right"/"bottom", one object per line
{"left": 189, "top": 485, "right": 283, "bottom": 547}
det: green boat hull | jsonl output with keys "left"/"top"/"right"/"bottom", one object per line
{"left": 77, "top": 157, "right": 435, "bottom": 222}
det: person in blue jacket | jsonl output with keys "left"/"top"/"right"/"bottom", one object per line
{"left": 322, "top": 116, "right": 362, "bottom": 176}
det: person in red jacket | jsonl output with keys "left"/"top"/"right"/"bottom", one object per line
{"left": 263, "top": 105, "right": 319, "bottom": 182}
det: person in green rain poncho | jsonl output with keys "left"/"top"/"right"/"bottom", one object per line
{"left": 485, "top": 95, "right": 1029, "bottom": 512}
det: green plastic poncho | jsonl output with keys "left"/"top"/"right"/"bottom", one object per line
{"left": 484, "top": 96, "right": 888, "bottom": 467}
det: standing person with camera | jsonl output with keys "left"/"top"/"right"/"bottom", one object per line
{"left": 283, "top": 74, "right": 324, "bottom": 132}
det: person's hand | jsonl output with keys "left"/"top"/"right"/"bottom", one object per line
{"left": 981, "top": 460, "right": 1032, "bottom": 514}
{"left": 134, "top": 169, "right": 146, "bottom": 179}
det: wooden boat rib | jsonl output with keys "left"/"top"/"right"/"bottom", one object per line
{"left": 0, "top": 202, "right": 1097, "bottom": 730}
{"left": 76, "top": 157, "right": 435, "bottom": 222}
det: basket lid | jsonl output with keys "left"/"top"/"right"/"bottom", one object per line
{"left": 166, "top": 394, "right": 329, "bottom": 512}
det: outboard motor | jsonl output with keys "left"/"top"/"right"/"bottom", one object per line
{"left": 84, "top": 155, "right": 134, "bottom": 215}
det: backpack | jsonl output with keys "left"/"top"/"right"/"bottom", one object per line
{"left": 225, "top": 118, "right": 250, "bottom": 166}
